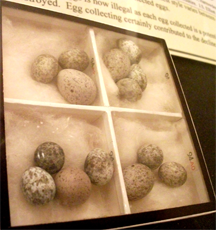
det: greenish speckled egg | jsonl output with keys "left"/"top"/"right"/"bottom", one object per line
{"left": 128, "top": 64, "right": 147, "bottom": 91}
{"left": 158, "top": 162, "right": 187, "bottom": 187}
{"left": 34, "top": 142, "right": 65, "bottom": 174}
{"left": 58, "top": 48, "right": 90, "bottom": 71}
{"left": 117, "top": 38, "right": 142, "bottom": 64}
{"left": 21, "top": 166, "right": 56, "bottom": 205}
{"left": 123, "top": 163, "right": 154, "bottom": 201}
{"left": 103, "top": 48, "right": 131, "bottom": 82}
{"left": 137, "top": 144, "right": 163, "bottom": 170}
{"left": 116, "top": 78, "right": 142, "bottom": 102}
{"left": 31, "top": 54, "right": 59, "bottom": 83}
{"left": 84, "top": 148, "right": 114, "bottom": 186}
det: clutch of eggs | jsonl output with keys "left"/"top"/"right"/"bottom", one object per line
{"left": 31, "top": 48, "right": 97, "bottom": 105}
{"left": 21, "top": 143, "right": 114, "bottom": 206}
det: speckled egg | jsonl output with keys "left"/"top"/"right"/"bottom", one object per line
{"left": 116, "top": 78, "right": 142, "bottom": 102}
{"left": 34, "top": 142, "right": 65, "bottom": 174}
{"left": 21, "top": 167, "right": 56, "bottom": 205}
{"left": 158, "top": 162, "right": 187, "bottom": 187}
{"left": 84, "top": 148, "right": 114, "bottom": 186}
{"left": 137, "top": 144, "right": 163, "bottom": 170}
{"left": 123, "top": 163, "right": 154, "bottom": 201}
{"left": 128, "top": 64, "right": 147, "bottom": 91}
{"left": 103, "top": 48, "right": 131, "bottom": 82}
{"left": 57, "top": 69, "right": 97, "bottom": 105}
{"left": 55, "top": 167, "right": 91, "bottom": 206}
{"left": 58, "top": 48, "right": 89, "bottom": 71}
{"left": 117, "top": 38, "right": 142, "bottom": 64}
{"left": 31, "top": 54, "right": 59, "bottom": 83}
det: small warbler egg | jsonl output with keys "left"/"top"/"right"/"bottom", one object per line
{"left": 137, "top": 144, "right": 163, "bottom": 170}
{"left": 58, "top": 48, "right": 89, "bottom": 71}
{"left": 128, "top": 64, "right": 147, "bottom": 91}
{"left": 117, "top": 38, "right": 142, "bottom": 64}
{"left": 84, "top": 148, "right": 114, "bottom": 186}
{"left": 103, "top": 48, "right": 131, "bottom": 82}
{"left": 31, "top": 54, "right": 59, "bottom": 83}
{"left": 117, "top": 78, "right": 142, "bottom": 102}
{"left": 123, "top": 163, "right": 154, "bottom": 201}
{"left": 158, "top": 162, "right": 187, "bottom": 187}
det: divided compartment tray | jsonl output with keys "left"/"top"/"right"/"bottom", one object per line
{"left": 2, "top": 3, "right": 215, "bottom": 229}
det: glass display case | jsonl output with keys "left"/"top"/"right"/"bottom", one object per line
{"left": 1, "top": 2, "right": 215, "bottom": 229}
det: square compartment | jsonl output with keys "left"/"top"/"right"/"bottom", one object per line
{"left": 112, "top": 111, "right": 209, "bottom": 213}
{"left": 2, "top": 7, "right": 103, "bottom": 106}
{"left": 4, "top": 101, "right": 127, "bottom": 227}
{"left": 93, "top": 28, "right": 182, "bottom": 113}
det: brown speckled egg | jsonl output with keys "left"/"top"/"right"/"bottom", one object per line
{"left": 103, "top": 48, "right": 130, "bottom": 82}
{"left": 57, "top": 69, "right": 97, "bottom": 105}
{"left": 123, "top": 163, "right": 154, "bottom": 201}
{"left": 58, "top": 48, "right": 89, "bottom": 71}
{"left": 137, "top": 144, "right": 163, "bottom": 170}
{"left": 34, "top": 142, "right": 65, "bottom": 174}
{"left": 21, "top": 167, "right": 56, "bottom": 205}
{"left": 116, "top": 78, "right": 142, "bottom": 102}
{"left": 158, "top": 162, "right": 187, "bottom": 187}
{"left": 117, "top": 38, "right": 142, "bottom": 64}
{"left": 31, "top": 54, "right": 59, "bottom": 83}
{"left": 84, "top": 148, "right": 114, "bottom": 186}
{"left": 55, "top": 167, "right": 91, "bottom": 206}
{"left": 128, "top": 64, "right": 147, "bottom": 91}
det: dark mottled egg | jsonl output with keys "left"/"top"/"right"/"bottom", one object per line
{"left": 123, "top": 163, "right": 154, "bottom": 201}
{"left": 137, "top": 144, "right": 163, "bottom": 170}
{"left": 116, "top": 78, "right": 142, "bottom": 102}
{"left": 34, "top": 142, "right": 65, "bottom": 174}
{"left": 103, "top": 48, "right": 131, "bottom": 82}
{"left": 128, "top": 64, "right": 147, "bottom": 91}
{"left": 84, "top": 148, "right": 114, "bottom": 186}
{"left": 31, "top": 54, "right": 59, "bottom": 83}
{"left": 158, "top": 162, "right": 187, "bottom": 187}
{"left": 117, "top": 38, "right": 142, "bottom": 64}
{"left": 58, "top": 48, "right": 89, "bottom": 71}
{"left": 21, "top": 166, "right": 56, "bottom": 205}
{"left": 57, "top": 69, "right": 97, "bottom": 105}
{"left": 55, "top": 167, "right": 91, "bottom": 206}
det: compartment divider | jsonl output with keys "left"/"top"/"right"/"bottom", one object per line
{"left": 105, "top": 110, "right": 131, "bottom": 215}
{"left": 89, "top": 28, "right": 110, "bottom": 107}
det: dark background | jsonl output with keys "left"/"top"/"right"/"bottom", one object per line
{"left": 132, "top": 55, "right": 216, "bottom": 229}
{"left": 172, "top": 55, "right": 215, "bottom": 192}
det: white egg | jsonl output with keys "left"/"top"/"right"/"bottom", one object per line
{"left": 57, "top": 69, "right": 97, "bottom": 105}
